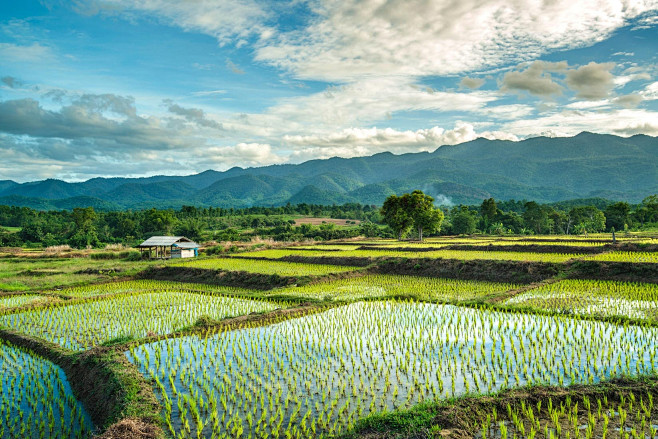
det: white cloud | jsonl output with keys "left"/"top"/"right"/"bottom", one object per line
{"left": 460, "top": 77, "right": 485, "bottom": 89}
{"left": 502, "top": 108, "right": 658, "bottom": 137}
{"left": 255, "top": 0, "right": 654, "bottom": 81}
{"left": 283, "top": 123, "right": 518, "bottom": 162}
{"left": 565, "top": 62, "right": 616, "bottom": 100}
{"left": 78, "top": 0, "right": 271, "bottom": 46}
{"left": 256, "top": 77, "right": 495, "bottom": 133}
{"left": 0, "top": 42, "right": 55, "bottom": 63}
{"left": 640, "top": 82, "right": 658, "bottom": 100}
{"left": 202, "top": 143, "right": 285, "bottom": 167}
{"left": 500, "top": 61, "right": 568, "bottom": 98}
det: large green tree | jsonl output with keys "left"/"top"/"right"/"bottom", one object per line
{"left": 451, "top": 207, "right": 477, "bottom": 235}
{"left": 380, "top": 195, "right": 413, "bottom": 240}
{"left": 568, "top": 206, "right": 606, "bottom": 235}
{"left": 381, "top": 191, "right": 443, "bottom": 241}
{"left": 406, "top": 190, "right": 444, "bottom": 241}
{"left": 69, "top": 207, "right": 100, "bottom": 248}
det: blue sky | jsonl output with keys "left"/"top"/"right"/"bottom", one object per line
{"left": 0, "top": 0, "right": 657, "bottom": 182}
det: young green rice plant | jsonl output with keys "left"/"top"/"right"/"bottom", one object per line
{"left": 585, "top": 252, "right": 658, "bottom": 264}
{"left": 0, "top": 294, "right": 52, "bottom": 309}
{"left": 0, "top": 338, "right": 94, "bottom": 438}
{"left": 0, "top": 292, "right": 282, "bottom": 350}
{"left": 505, "top": 280, "right": 658, "bottom": 321}
{"left": 475, "top": 391, "right": 656, "bottom": 438}
{"left": 127, "top": 300, "right": 658, "bottom": 438}
{"left": 227, "top": 248, "right": 584, "bottom": 263}
{"left": 270, "top": 274, "right": 519, "bottom": 302}
{"left": 229, "top": 249, "right": 332, "bottom": 259}
{"left": 176, "top": 258, "right": 360, "bottom": 276}
{"left": 293, "top": 245, "right": 363, "bottom": 251}
{"left": 58, "top": 280, "right": 251, "bottom": 299}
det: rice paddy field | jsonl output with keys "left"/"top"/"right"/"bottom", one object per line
{"left": 0, "top": 292, "right": 282, "bottom": 351}
{"left": 127, "top": 301, "right": 658, "bottom": 438}
{"left": 176, "top": 257, "right": 361, "bottom": 276}
{"left": 231, "top": 247, "right": 585, "bottom": 262}
{"left": 269, "top": 274, "right": 520, "bottom": 302}
{"left": 505, "top": 280, "right": 658, "bottom": 321}
{"left": 0, "top": 293, "right": 54, "bottom": 309}
{"left": 0, "top": 338, "right": 95, "bottom": 438}
{"left": 0, "top": 234, "right": 656, "bottom": 438}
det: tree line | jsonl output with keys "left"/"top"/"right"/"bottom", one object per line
{"left": 0, "top": 194, "right": 657, "bottom": 248}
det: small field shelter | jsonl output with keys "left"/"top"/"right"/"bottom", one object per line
{"left": 137, "top": 236, "right": 199, "bottom": 259}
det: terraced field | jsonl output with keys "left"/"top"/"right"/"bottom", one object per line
{"left": 0, "top": 234, "right": 656, "bottom": 438}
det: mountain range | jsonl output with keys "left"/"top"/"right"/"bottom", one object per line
{"left": 3, "top": 132, "right": 657, "bottom": 210}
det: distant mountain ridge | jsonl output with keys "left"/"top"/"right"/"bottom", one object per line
{"left": 2, "top": 132, "right": 657, "bottom": 209}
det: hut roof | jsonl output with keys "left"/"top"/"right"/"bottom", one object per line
{"left": 137, "top": 236, "right": 199, "bottom": 248}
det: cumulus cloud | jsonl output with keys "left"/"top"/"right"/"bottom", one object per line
{"left": 164, "top": 99, "right": 224, "bottom": 130}
{"left": 565, "top": 62, "right": 616, "bottom": 100}
{"left": 460, "top": 77, "right": 485, "bottom": 89}
{"left": 500, "top": 61, "right": 568, "bottom": 98}
{"left": 0, "top": 97, "right": 184, "bottom": 148}
{"left": 613, "top": 94, "right": 643, "bottom": 108}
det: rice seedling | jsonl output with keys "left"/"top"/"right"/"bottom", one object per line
{"left": 474, "top": 391, "right": 657, "bottom": 438}
{"left": 0, "top": 294, "right": 53, "bottom": 309}
{"left": 270, "top": 274, "right": 519, "bottom": 302}
{"left": 585, "top": 252, "right": 658, "bottom": 263}
{"left": 505, "top": 280, "right": 658, "bottom": 320}
{"left": 230, "top": 249, "right": 331, "bottom": 259}
{"left": 177, "top": 257, "right": 360, "bottom": 276}
{"left": 58, "top": 280, "right": 251, "bottom": 299}
{"left": 128, "top": 300, "right": 658, "bottom": 438}
{"left": 0, "top": 292, "right": 282, "bottom": 350}
{"left": 294, "top": 245, "right": 363, "bottom": 251}
{"left": 288, "top": 248, "right": 585, "bottom": 262}
{"left": 0, "top": 338, "right": 94, "bottom": 438}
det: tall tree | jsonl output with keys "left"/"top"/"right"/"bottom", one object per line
{"left": 406, "top": 190, "right": 444, "bottom": 241}
{"left": 380, "top": 195, "right": 413, "bottom": 240}
{"left": 69, "top": 207, "right": 99, "bottom": 248}
{"left": 604, "top": 202, "right": 631, "bottom": 231}
{"left": 451, "top": 207, "right": 477, "bottom": 235}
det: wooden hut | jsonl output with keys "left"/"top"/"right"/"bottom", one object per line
{"left": 137, "top": 236, "right": 199, "bottom": 259}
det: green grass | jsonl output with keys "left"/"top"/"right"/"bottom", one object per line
{"left": 0, "top": 256, "right": 163, "bottom": 292}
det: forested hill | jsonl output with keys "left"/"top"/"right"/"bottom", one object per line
{"left": 3, "top": 132, "right": 657, "bottom": 209}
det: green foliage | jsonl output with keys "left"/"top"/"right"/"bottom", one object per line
{"left": 381, "top": 190, "right": 444, "bottom": 240}
{"left": 451, "top": 207, "right": 477, "bottom": 234}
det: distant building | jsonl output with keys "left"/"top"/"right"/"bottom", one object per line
{"left": 137, "top": 236, "right": 199, "bottom": 259}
